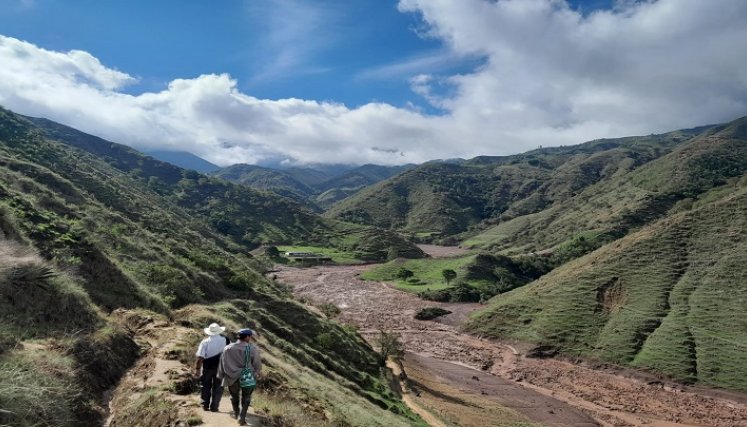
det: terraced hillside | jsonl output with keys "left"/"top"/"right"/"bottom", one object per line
{"left": 0, "top": 107, "right": 425, "bottom": 427}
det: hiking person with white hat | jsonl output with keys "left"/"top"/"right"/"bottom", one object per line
{"left": 195, "top": 322, "right": 230, "bottom": 411}
{"left": 218, "top": 328, "right": 262, "bottom": 426}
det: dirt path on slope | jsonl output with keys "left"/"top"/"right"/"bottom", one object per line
{"left": 105, "top": 312, "right": 263, "bottom": 427}
{"left": 274, "top": 264, "right": 747, "bottom": 427}
{"left": 387, "top": 360, "right": 450, "bottom": 427}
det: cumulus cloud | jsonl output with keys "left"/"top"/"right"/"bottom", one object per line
{"left": 399, "top": 0, "right": 747, "bottom": 143}
{"left": 1, "top": 0, "right": 747, "bottom": 166}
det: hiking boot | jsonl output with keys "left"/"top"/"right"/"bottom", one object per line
{"left": 238, "top": 420, "right": 247, "bottom": 426}
{"left": 231, "top": 411, "right": 239, "bottom": 419}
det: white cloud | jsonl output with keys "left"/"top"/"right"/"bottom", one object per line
{"left": 398, "top": 0, "right": 747, "bottom": 139}
{"left": 245, "top": 0, "right": 339, "bottom": 83}
{"left": 355, "top": 50, "right": 462, "bottom": 81}
{"left": 1, "top": 0, "right": 747, "bottom": 167}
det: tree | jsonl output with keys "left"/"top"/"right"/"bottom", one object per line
{"left": 265, "top": 246, "right": 280, "bottom": 258}
{"left": 376, "top": 330, "right": 405, "bottom": 364}
{"left": 396, "top": 268, "right": 414, "bottom": 280}
{"left": 442, "top": 269, "right": 457, "bottom": 285}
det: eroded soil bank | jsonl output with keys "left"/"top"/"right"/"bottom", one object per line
{"left": 274, "top": 263, "right": 747, "bottom": 427}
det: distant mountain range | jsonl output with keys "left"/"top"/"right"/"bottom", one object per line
{"left": 211, "top": 162, "right": 415, "bottom": 209}
{"left": 146, "top": 150, "right": 221, "bottom": 173}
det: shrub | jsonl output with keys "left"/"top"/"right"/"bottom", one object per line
{"left": 419, "top": 282, "right": 481, "bottom": 303}
{"left": 315, "top": 332, "right": 335, "bottom": 350}
{"left": 395, "top": 268, "right": 414, "bottom": 280}
{"left": 318, "top": 303, "right": 341, "bottom": 319}
{"left": 414, "top": 307, "right": 452, "bottom": 321}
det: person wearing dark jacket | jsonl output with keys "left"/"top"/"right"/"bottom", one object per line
{"left": 218, "top": 328, "right": 262, "bottom": 426}
{"left": 194, "top": 323, "right": 230, "bottom": 411}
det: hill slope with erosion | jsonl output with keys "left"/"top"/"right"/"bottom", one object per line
{"left": 468, "top": 176, "right": 747, "bottom": 390}
{"left": 0, "top": 107, "right": 425, "bottom": 427}
{"left": 467, "top": 121, "right": 747, "bottom": 391}
{"left": 325, "top": 125, "right": 717, "bottom": 238}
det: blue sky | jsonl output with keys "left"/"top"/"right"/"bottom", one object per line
{"left": 0, "top": 0, "right": 613, "bottom": 110}
{"left": 0, "top": 0, "right": 745, "bottom": 166}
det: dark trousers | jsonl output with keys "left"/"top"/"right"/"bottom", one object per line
{"left": 200, "top": 367, "right": 223, "bottom": 410}
{"left": 228, "top": 381, "right": 255, "bottom": 421}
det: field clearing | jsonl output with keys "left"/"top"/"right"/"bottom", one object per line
{"left": 361, "top": 254, "right": 477, "bottom": 293}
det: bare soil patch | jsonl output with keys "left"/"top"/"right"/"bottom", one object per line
{"left": 275, "top": 264, "right": 747, "bottom": 427}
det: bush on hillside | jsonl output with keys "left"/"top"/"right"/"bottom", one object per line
{"left": 0, "top": 332, "right": 18, "bottom": 355}
{"left": 396, "top": 268, "right": 414, "bottom": 280}
{"left": 419, "top": 282, "right": 481, "bottom": 303}
{"left": 318, "top": 303, "right": 341, "bottom": 319}
{"left": 414, "top": 307, "right": 452, "bottom": 321}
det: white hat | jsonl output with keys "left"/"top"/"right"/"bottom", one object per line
{"left": 204, "top": 323, "right": 226, "bottom": 336}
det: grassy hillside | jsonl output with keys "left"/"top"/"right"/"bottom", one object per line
{"left": 0, "top": 107, "right": 425, "bottom": 427}
{"left": 463, "top": 119, "right": 745, "bottom": 256}
{"left": 325, "top": 127, "right": 714, "bottom": 238}
{"left": 468, "top": 171, "right": 747, "bottom": 391}
{"left": 211, "top": 163, "right": 318, "bottom": 205}
{"left": 212, "top": 162, "right": 415, "bottom": 209}
{"left": 23, "top": 114, "right": 422, "bottom": 261}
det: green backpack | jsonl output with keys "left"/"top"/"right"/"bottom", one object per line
{"left": 239, "top": 344, "right": 257, "bottom": 389}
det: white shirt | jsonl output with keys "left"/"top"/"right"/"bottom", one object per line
{"left": 196, "top": 335, "right": 228, "bottom": 359}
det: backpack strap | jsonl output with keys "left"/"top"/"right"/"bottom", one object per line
{"left": 243, "top": 344, "right": 252, "bottom": 369}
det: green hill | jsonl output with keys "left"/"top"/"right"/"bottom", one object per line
{"left": 0, "top": 107, "right": 425, "bottom": 427}
{"left": 463, "top": 119, "right": 745, "bottom": 254}
{"left": 210, "top": 163, "right": 319, "bottom": 207}
{"left": 460, "top": 117, "right": 747, "bottom": 391}
{"left": 344, "top": 116, "right": 747, "bottom": 391}
{"left": 468, "top": 175, "right": 747, "bottom": 390}
{"left": 24, "top": 114, "right": 422, "bottom": 260}
{"left": 325, "top": 126, "right": 716, "bottom": 238}
{"left": 212, "top": 162, "right": 415, "bottom": 209}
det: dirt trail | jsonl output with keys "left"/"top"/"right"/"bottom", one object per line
{"left": 388, "top": 360, "right": 450, "bottom": 427}
{"left": 274, "top": 264, "right": 747, "bottom": 427}
{"left": 105, "top": 313, "right": 263, "bottom": 427}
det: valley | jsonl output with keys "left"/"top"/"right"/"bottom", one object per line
{"left": 274, "top": 246, "right": 747, "bottom": 427}
{"left": 2, "top": 4, "right": 747, "bottom": 427}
